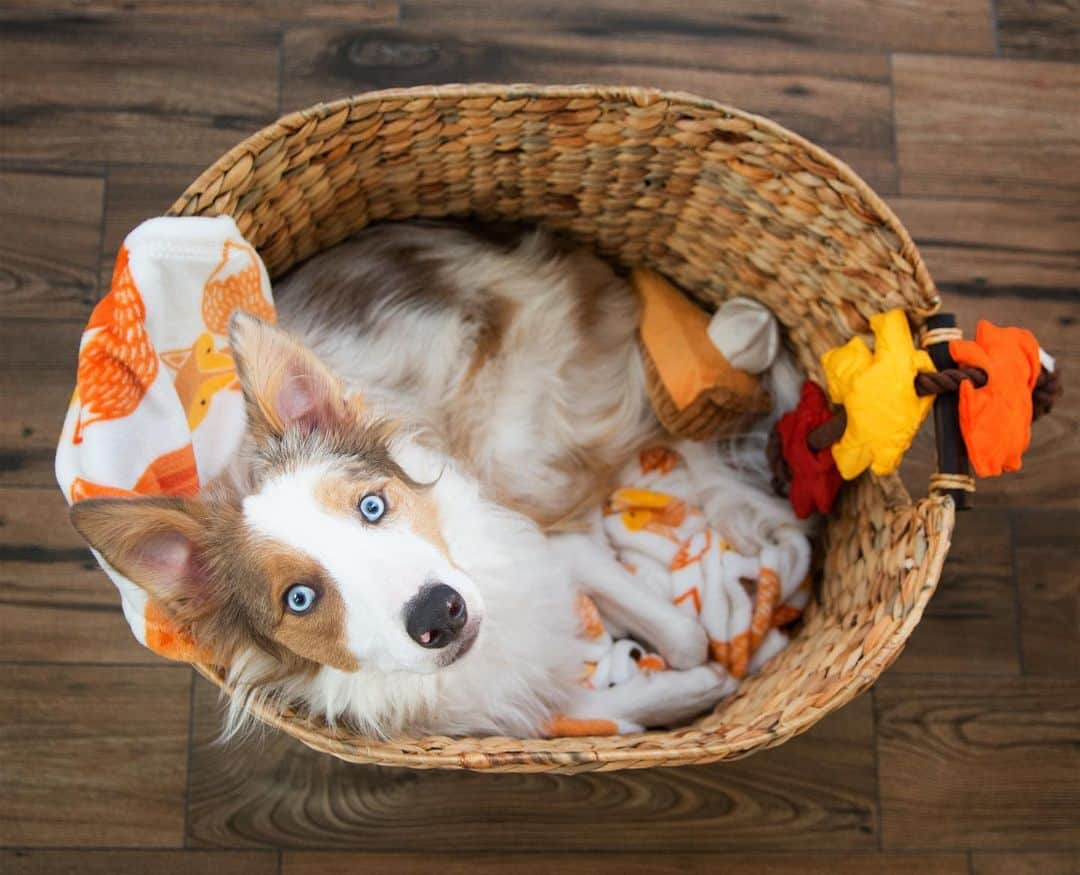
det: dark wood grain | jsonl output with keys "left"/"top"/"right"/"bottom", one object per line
{"left": 876, "top": 675, "right": 1080, "bottom": 850}
{"left": 0, "top": 488, "right": 154, "bottom": 664}
{"left": 894, "top": 55, "right": 1080, "bottom": 204}
{"left": 1012, "top": 510, "right": 1080, "bottom": 676}
{"left": 285, "top": 851, "right": 970, "bottom": 875}
{"left": 1, "top": 318, "right": 86, "bottom": 373}
{"left": 187, "top": 677, "right": 877, "bottom": 850}
{"left": 403, "top": 0, "right": 996, "bottom": 54}
{"left": 972, "top": 850, "right": 1080, "bottom": 875}
{"left": 282, "top": 24, "right": 898, "bottom": 192}
{"left": 0, "top": 0, "right": 399, "bottom": 21}
{"left": 0, "top": 319, "right": 83, "bottom": 488}
{"left": 0, "top": 17, "right": 280, "bottom": 164}
{"left": 997, "top": 0, "right": 1080, "bottom": 61}
{"left": 0, "top": 171, "right": 103, "bottom": 320}
{"left": 1, "top": 849, "right": 279, "bottom": 875}
{"left": 0, "top": 665, "right": 191, "bottom": 846}
{"left": 99, "top": 164, "right": 210, "bottom": 288}
{"left": 891, "top": 197, "right": 1080, "bottom": 301}
{"left": 889, "top": 510, "right": 1019, "bottom": 675}
{"left": 0, "top": 367, "right": 79, "bottom": 489}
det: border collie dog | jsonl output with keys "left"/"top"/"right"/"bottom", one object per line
{"left": 73, "top": 223, "right": 774, "bottom": 738}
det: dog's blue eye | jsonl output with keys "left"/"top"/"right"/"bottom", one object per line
{"left": 359, "top": 493, "right": 386, "bottom": 522}
{"left": 285, "top": 584, "right": 317, "bottom": 614}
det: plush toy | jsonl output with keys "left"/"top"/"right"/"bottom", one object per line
{"left": 634, "top": 269, "right": 773, "bottom": 439}
{"left": 768, "top": 308, "right": 1062, "bottom": 518}
{"left": 775, "top": 381, "right": 843, "bottom": 519}
{"left": 821, "top": 309, "right": 936, "bottom": 479}
{"left": 707, "top": 296, "right": 780, "bottom": 374}
{"left": 949, "top": 321, "right": 1042, "bottom": 477}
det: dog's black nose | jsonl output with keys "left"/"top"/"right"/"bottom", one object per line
{"left": 405, "top": 583, "right": 467, "bottom": 649}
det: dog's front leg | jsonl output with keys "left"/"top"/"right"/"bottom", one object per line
{"left": 551, "top": 531, "right": 708, "bottom": 670}
{"left": 563, "top": 665, "right": 737, "bottom": 733}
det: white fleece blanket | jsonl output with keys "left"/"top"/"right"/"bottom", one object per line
{"left": 579, "top": 446, "right": 811, "bottom": 688}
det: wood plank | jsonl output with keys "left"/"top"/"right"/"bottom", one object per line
{"left": 100, "top": 164, "right": 207, "bottom": 268}
{"left": 1, "top": 849, "right": 278, "bottom": 875}
{"left": 894, "top": 55, "right": 1080, "bottom": 203}
{"left": 402, "top": 0, "right": 996, "bottom": 54}
{"left": 892, "top": 197, "right": 1080, "bottom": 509}
{"left": 891, "top": 196, "right": 1080, "bottom": 300}
{"left": 1013, "top": 509, "right": 1080, "bottom": 676}
{"left": 283, "top": 25, "right": 897, "bottom": 193}
{"left": 0, "top": 17, "right": 279, "bottom": 164}
{"left": 997, "top": 0, "right": 1080, "bottom": 61}
{"left": 876, "top": 675, "right": 1080, "bottom": 850}
{"left": 0, "top": 171, "right": 103, "bottom": 320}
{"left": 187, "top": 677, "right": 878, "bottom": 850}
{"left": 285, "top": 851, "right": 970, "bottom": 875}
{"left": 0, "top": 318, "right": 84, "bottom": 489}
{"left": 0, "top": 362, "right": 79, "bottom": 489}
{"left": 972, "top": 850, "right": 1080, "bottom": 875}
{"left": 0, "top": 487, "right": 155, "bottom": 663}
{"left": 1, "top": 316, "right": 90, "bottom": 373}
{"left": 889, "top": 510, "right": 1019, "bottom": 675}
{"left": 0, "top": 0, "right": 399, "bottom": 21}
{"left": 0, "top": 665, "right": 191, "bottom": 846}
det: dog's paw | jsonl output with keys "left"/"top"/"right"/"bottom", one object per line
{"left": 628, "top": 664, "right": 736, "bottom": 727}
{"left": 653, "top": 614, "right": 709, "bottom": 670}
{"left": 678, "top": 663, "right": 732, "bottom": 699}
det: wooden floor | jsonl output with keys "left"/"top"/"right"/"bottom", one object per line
{"left": 2, "top": 2, "right": 1078, "bottom": 873}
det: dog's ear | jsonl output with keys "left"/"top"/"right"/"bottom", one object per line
{"left": 228, "top": 311, "right": 350, "bottom": 444}
{"left": 70, "top": 497, "right": 213, "bottom": 619}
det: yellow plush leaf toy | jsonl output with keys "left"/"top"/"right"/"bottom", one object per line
{"left": 821, "top": 309, "right": 936, "bottom": 479}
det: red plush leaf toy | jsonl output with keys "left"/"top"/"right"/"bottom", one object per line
{"left": 777, "top": 381, "right": 842, "bottom": 518}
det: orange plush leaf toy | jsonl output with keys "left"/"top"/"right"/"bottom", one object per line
{"left": 949, "top": 320, "right": 1041, "bottom": 477}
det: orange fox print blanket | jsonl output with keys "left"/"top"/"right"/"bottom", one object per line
{"left": 56, "top": 216, "right": 276, "bottom": 659}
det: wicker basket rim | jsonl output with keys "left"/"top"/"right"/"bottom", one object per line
{"left": 171, "top": 82, "right": 940, "bottom": 317}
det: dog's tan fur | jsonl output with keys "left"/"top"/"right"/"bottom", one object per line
{"left": 274, "top": 222, "right": 662, "bottom": 530}
{"left": 70, "top": 491, "right": 358, "bottom": 676}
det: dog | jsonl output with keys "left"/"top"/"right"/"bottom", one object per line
{"left": 71, "top": 223, "right": 790, "bottom": 738}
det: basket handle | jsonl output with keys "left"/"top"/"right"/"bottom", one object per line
{"left": 922, "top": 314, "right": 974, "bottom": 508}
{"left": 801, "top": 316, "right": 980, "bottom": 505}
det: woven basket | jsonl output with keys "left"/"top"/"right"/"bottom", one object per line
{"left": 168, "top": 84, "right": 954, "bottom": 773}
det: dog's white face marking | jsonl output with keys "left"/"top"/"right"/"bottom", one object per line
{"left": 243, "top": 462, "right": 484, "bottom": 674}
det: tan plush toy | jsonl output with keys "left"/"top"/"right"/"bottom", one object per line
{"left": 634, "top": 268, "right": 773, "bottom": 440}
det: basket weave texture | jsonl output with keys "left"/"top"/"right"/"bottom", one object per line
{"left": 168, "top": 84, "right": 955, "bottom": 773}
